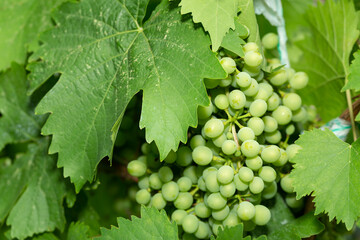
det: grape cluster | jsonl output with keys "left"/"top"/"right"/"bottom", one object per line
{"left": 127, "top": 34, "right": 309, "bottom": 239}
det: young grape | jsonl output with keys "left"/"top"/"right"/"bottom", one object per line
{"left": 150, "top": 193, "right": 167, "bottom": 210}
{"left": 214, "top": 94, "right": 229, "bottom": 110}
{"left": 177, "top": 176, "right": 193, "bottom": 192}
{"left": 135, "top": 189, "right": 151, "bottom": 205}
{"left": 280, "top": 175, "right": 294, "bottom": 193}
{"left": 192, "top": 146, "right": 213, "bottom": 165}
{"left": 262, "top": 33, "right": 279, "bottom": 49}
{"left": 237, "top": 201, "right": 255, "bottom": 221}
{"left": 235, "top": 72, "right": 252, "bottom": 88}
{"left": 161, "top": 181, "right": 179, "bottom": 201}
{"left": 158, "top": 166, "right": 173, "bottom": 182}
{"left": 212, "top": 205, "right": 230, "bottom": 221}
{"left": 127, "top": 160, "right": 147, "bottom": 177}
{"left": 204, "top": 119, "right": 224, "bottom": 138}
{"left": 241, "top": 140, "right": 260, "bottom": 157}
{"left": 221, "top": 140, "right": 237, "bottom": 155}
{"left": 206, "top": 193, "right": 227, "bottom": 210}
{"left": 272, "top": 106, "right": 292, "bottom": 125}
{"left": 182, "top": 215, "right": 200, "bottom": 234}
{"left": 290, "top": 72, "right": 308, "bottom": 89}
{"left": 253, "top": 205, "right": 271, "bottom": 225}
{"left": 247, "top": 117, "right": 265, "bottom": 136}
{"left": 195, "top": 202, "right": 212, "bottom": 218}
{"left": 217, "top": 166, "right": 234, "bottom": 184}
{"left": 258, "top": 166, "right": 277, "bottom": 182}
{"left": 228, "top": 90, "right": 246, "bottom": 109}
{"left": 172, "top": 209, "right": 188, "bottom": 225}
{"left": 174, "top": 192, "right": 193, "bottom": 210}
{"left": 238, "top": 127, "right": 255, "bottom": 142}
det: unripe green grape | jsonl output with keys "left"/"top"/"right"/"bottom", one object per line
{"left": 235, "top": 72, "right": 252, "bottom": 88}
{"left": 176, "top": 146, "right": 193, "bottom": 166}
{"left": 214, "top": 94, "right": 229, "bottom": 110}
{"left": 204, "top": 119, "right": 224, "bottom": 138}
{"left": 268, "top": 58, "right": 281, "bottom": 67}
{"left": 249, "top": 177, "right": 264, "bottom": 194}
{"left": 262, "top": 181, "right": 277, "bottom": 199}
{"left": 212, "top": 222, "right": 224, "bottom": 236}
{"left": 242, "top": 79, "right": 259, "bottom": 97}
{"left": 202, "top": 166, "right": 217, "bottom": 178}
{"left": 254, "top": 82, "right": 273, "bottom": 101}
{"left": 264, "top": 130, "right": 282, "bottom": 144}
{"left": 195, "top": 221, "right": 210, "bottom": 239}
{"left": 164, "top": 150, "right": 177, "bottom": 164}
{"left": 237, "top": 201, "right": 255, "bottom": 221}
{"left": 237, "top": 127, "right": 255, "bottom": 142}
{"left": 258, "top": 166, "right": 276, "bottom": 182}
{"left": 149, "top": 173, "right": 163, "bottom": 190}
{"left": 234, "top": 173, "right": 249, "bottom": 191}
{"left": 217, "top": 166, "right": 234, "bottom": 184}
{"left": 198, "top": 101, "right": 214, "bottom": 119}
{"left": 195, "top": 202, "right": 212, "bottom": 218}
{"left": 138, "top": 176, "right": 149, "bottom": 189}
{"left": 190, "top": 135, "right": 206, "bottom": 150}
{"left": 283, "top": 93, "right": 302, "bottom": 111}
{"left": 263, "top": 116, "right": 278, "bottom": 133}
{"left": 273, "top": 148, "right": 288, "bottom": 166}
{"left": 204, "top": 78, "right": 219, "bottom": 89}
{"left": 254, "top": 70, "right": 264, "bottom": 81}
{"left": 243, "top": 42, "right": 259, "bottom": 53}
{"left": 261, "top": 145, "right": 281, "bottom": 163}
{"left": 228, "top": 106, "right": 242, "bottom": 117}
{"left": 177, "top": 176, "right": 193, "bottom": 192}
{"left": 292, "top": 107, "right": 307, "bottom": 122}
{"left": 207, "top": 193, "right": 227, "bottom": 210}
{"left": 141, "top": 143, "right": 151, "bottom": 154}
{"left": 158, "top": 166, "right": 173, "bottom": 182}
{"left": 127, "top": 160, "right": 147, "bottom": 177}
{"left": 182, "top": 215, "right": 200, "bottom": 234}
{"left": 286, "top": 144, "right": 302, "bottom": 159}
{"left": 192, "top": 146, "right": 213, "bottom": 166}
{"left": 205, "top": 171, "right": 220, "bottom": 192}
{"left": 269, "top": 69, "right": 287, "bottom": 86}
{"left": 281, "top": 175, "right": 294, "bottom": 193}
{"left": 220, "top": 57, "right": 236, "bottom": 74}
{"left": 262, "top": 33, "right": 279, "bottom": 49}
{"left": 184, "top": 166, "right": 198, "bottom": 184}
{"left": 285, "top": 194, "right": 304, "bottom": 209}
{"left": 228, "top": 90, "right": 246, "bottom": 109}
{"left": 198, "top": 176, "right": 207, "bottom": 191}
{"left": 238, "top": 167, "right": 254, "bottom": 182}
{"left": 267, "top": 92, "right": 281, "bottom": 111}
{"left": 212, "top": 206, "right": 230, "bottom": 221}
{"left": 136, "top": 189, "right": 151, "bottom": 205}
{"left": 253, "top": 205, "right": 271, "bottom": 225}
{"left": 290, "top": 72, "right": 308, "bottom": 89}
{"left": 244, "top": 51, "right": 263, "bottom": 67}
{"left": 223, "top": 212, "right": 240, "bottom": 227}
{"left": 247, "top": 117, "right": 265, "bottom": 136}
{"left": 221, "top": 140, "right": 237, "bottom": 155}
{"left": 285, "top": 124, "right": 295, "bottom": 135}
{"left": 241, "top": 140, "right": 260, "bottom": 157}
{"left": 174, "top": 192, "right": 193, "bottom": 210}
{"left": 307, "top": 105, "right": 317, "bottom": 122}
{"left": 243, "top": 65, "right": 261, "bottom": 77}
{"left": 150, "top": 193, "right": 167, "bottom": 210}
{"left": 137, "top": 155, "right": 147, "bottom": 164}
{"left": 162, "top": 181, "right": 179, "bottom": 201}
{"left": 249, "top": 99, "right": 267, "bottom": 117}
{"left": 272, "top": 106, "right": 292, "bottom": 125}
{"left": 245, "top": 156, "right": 263, "bottom": 171}
{"left": 172, "top": 209, "right": 188, "bottom": 225}
{"left": 285, "top": 67, "right": 296, "bottom": 80}
{"left": 219, "top": 76, "right": 233, "bottom": 87}
{"left": 212, "top": 134, "right": 227, "bottom": 148}
{"left": 220, "top": 182, "right": 236, "bottom": 198}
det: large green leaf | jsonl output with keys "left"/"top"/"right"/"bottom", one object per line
{"left": 253, "top": 195, "right": 324, "bottom": 239}
{"left": 0, "top": 141, "right": 66, "bottom": 240}
{"left": 291, "top": 0, "right": 359, "bottom": 121}
{"left": 0, "top": 0, "right": 66, "bottom": 71}
{"left": 179, "top": 0, "right": 238, "bottom": 51}
{"left": 0, "top": 63, "right": 40, "bottom": 151}
{"left": 28, "top": 0, "right": 226, "bottom": 191}
{"left": 342, "top": 50, "right": 360, "bottom": 92}
{"left": 290, "top": 128, "right": 360, "bottom": 230}
{"left": 95, "top": 207, "right": 178, "bottom": 240}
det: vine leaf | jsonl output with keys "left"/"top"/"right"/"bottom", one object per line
{"left": 95, "top": 207, "right": 178, "bottom": 240}
{"left": 0, "top": 63, "right": 40, "bottom": 151}
{"left": 220, "top": 20, "right": 246, "bottom": 57}
{"left": 237, "top": 0, "right": 261, "bottom": 49}
{"left": 291, "top": 0, "right": 359, "bottom": 122}
{"left": 28, "top": 0, "right": 226, "bottom": 191}
{"left": 0, "top": 140, "right": 66, "bottom": 240}
{"left": 289, "top": 128, "right": 360, "bottom": 230}
{"left": 343, "top": 50, "right": 360, "bottom": 92}
{"left": 179, "top": 0, "right": 238, "bottom": 51}
{"left": 67, "top": 222, "right": 91, "bottom": 240}
{"left": 212, "top": 224, "right": 265, "bottom": 240}
{"left": 0, "top": 0, "right": 66, "bottom": 71}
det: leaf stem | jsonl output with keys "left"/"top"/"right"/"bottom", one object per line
{"left": 345, "top": 76, "right": 358, "bottom": 141}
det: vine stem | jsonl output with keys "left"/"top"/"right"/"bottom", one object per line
{"left": 345, "top": 76, "right": 358, "bottom": 141}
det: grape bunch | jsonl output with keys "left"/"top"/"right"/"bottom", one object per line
{"left": 127, "top": 33, "right": 309, "bottom": 239}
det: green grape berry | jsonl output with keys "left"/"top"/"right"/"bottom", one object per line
{"left": 127, "top": 160, "right": 147, "bottom": 177}
{"left": 135, "top": 189, "right": 151, "bottom": 205}
{"left": 290, "top": 72, "right": 308, "bottom": 89}
{"left": 161, "top": 181, "right": 179, "bottom": 201}
{"left": 204, "top": 119, "right": 224, "bottom": 138}
{"left": 182, "top": 215, "right": 200, "bottom": 234}
{"left": 177, "top": 176, "right": 193, "bottom": 192}
{"left": 262, "top": 33, "right": 279, "bottom": 49}
{"left": 253, "top": 205, "right": 271, "bottom": 225}
{"left": 192, "top": 146, "right": 213, "bottom": 166}
{"left": 228, "top": 90, "right": 246, "bottom": 109}
{"left": 237, "top": 201, "right": 255, "bottom": 221}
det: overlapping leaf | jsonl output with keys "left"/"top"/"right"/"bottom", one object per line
{"left": 292, "top": 0, "right": 359, "bottom": 121}
{"left": 28, "top": 0, "right": 226, "bottom": 191}
{"left": 343, "top": 50, "right": 360, "bottom": 92}
{"left": 0, "top": 141, "right": 66, "bottom": 240}
{"left": 96, "top": 207, "right": 177, "bottom": 240}
{"left": 0, "top": 0, "right": 67, "bottom": 71}
{"left": 290, "top": 128, "right": 360, "bottom": 230}
{"left": 238, "top": 0, "right": 261, "bottom": 48}
{"left": 214, "top": 224, "right": 266, "bottom": 240}
{"left": 0, "top": 63, "right": 40, "bottom": 151}
{"left": 67, "top": 222, "right": 91, "bottom": 240}
{"left": 179, "top": 0, "right": 238, "bottom": 51}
